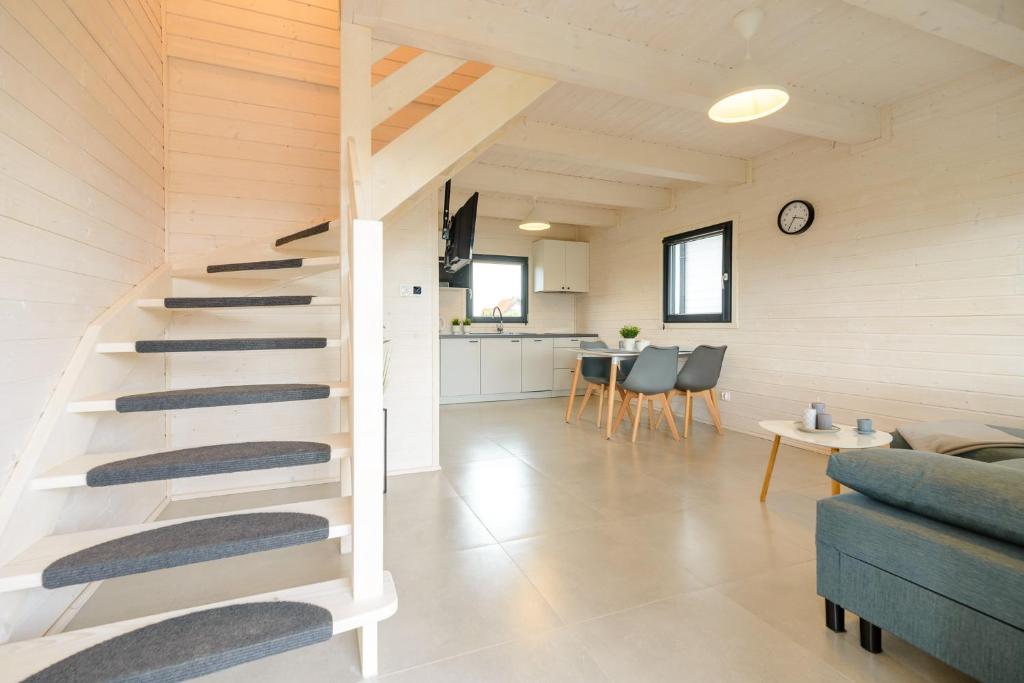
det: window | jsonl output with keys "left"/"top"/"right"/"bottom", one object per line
{"left": 466, "top": 254, "right": 529, "bottom": 323}
{"left": 663, "top": 222, "right": 732, "bottom": 323}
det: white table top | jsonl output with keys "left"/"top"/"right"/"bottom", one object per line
{"left": 577, "top": 348, "right": 693, "bottom": 359}
{"left": 759, "top": 419, "right": 892, "bottom": 449}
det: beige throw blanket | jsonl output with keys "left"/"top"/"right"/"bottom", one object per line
{"left": 900, "top": 420, "right": 1024, "bottom": 456}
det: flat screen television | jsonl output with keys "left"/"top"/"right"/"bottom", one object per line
{"left": 442, "top": 189, "right": 478, "bottom": 274}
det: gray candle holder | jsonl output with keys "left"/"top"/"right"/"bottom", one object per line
{"left": 816, "top": 413, "right": 833, "bottom": 430}
{"left": 811, "top": 402, "right": 826, "bottom": 415}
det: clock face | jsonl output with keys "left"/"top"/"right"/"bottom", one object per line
{"left": 778, "top": 200, "right": 814, "bottom": 235}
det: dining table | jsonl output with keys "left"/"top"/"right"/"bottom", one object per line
{"left": 563, "top": 347, "right": 693, "bottom": 439}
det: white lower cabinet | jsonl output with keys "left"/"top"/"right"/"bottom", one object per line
{"left": 440, "top": 339, "right": 481, "bottom": 396}
{"left": 481, "top": 338, "right": 523, "bottom": 394}
{"left": 521, "top": 338, "right": 553, "bottom": 391}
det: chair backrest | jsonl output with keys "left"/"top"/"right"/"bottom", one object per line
{"left": 675, "top": 345, "right": 727, "bottom": 392}
{"left": 621, "top": 346, "right": 679, "bottom": 395}
{"left": 580, "top": 340, "right": 610, "bottom": 380}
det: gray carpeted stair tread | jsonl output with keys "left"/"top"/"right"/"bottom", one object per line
{"left": 41, "top": 512, "right": 330, "bottom": 589}
{"left": 275, "top": 221, "right": 330, "bottom": 247}
{"left": 115, "top": 384, "right": 331, "bottom": 413}
{"left": 86, "top": 441, "right": 332, "bottom": 487}
{"left": 163, "top": 296, "right": 313, "bottom": 308}
{"left": 23, "top": 601, "right": 332, "bottom": 683}
{"left": 207, "top": 258, "right": 304, "bottom": 273}
{"left": 134, "top": 338, "right": 328, "bottom": 353}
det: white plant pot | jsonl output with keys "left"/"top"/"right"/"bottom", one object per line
{"left": 621, "top": 338, "right": 637, "bottom": 351}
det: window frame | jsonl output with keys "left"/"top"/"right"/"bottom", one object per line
{"left": 662, "top": 221, "right": 733, "bottom": 324}
{"left": 466, "top": 253, "right": 529, "bottom": 324}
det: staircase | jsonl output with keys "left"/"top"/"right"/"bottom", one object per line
{"left": 0, "top": 213, "right": 395, "bottom": 680}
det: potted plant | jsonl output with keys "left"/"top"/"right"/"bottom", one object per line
{"left": 450, "top": 317, "right": 462, "bottom": 334}
{"left": 619, "top": 325, "right": 640, "bottom": 351}
{"left": 462, "top": 318, "right": 472, "bottom": 334}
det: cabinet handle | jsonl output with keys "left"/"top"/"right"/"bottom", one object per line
{"left": 510, "top": 340, "right": 520, "bottom": 343}
{"left": 468, "top": 340, "right": 479, "bottom": 343}
{"left": 533, "top": 339, "right": 543, "bottom": 342}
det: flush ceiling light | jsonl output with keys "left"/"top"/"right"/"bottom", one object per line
{"left": 519, "top": 198, "right": 550, "bottom": 231}
{"left": 708, "top": 6, "right": 789, "bottom": 124}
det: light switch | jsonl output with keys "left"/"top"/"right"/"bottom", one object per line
{"left": 399, "top": 284, "right": 423, "bottom": 297}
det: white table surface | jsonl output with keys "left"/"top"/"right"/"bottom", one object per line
{"left": 759, "top": 419, "right": 892, "bottom": 450}
{"left": 576, "top": 348, "right": 693, "bottom": 359}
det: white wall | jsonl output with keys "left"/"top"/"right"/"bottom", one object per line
{"left": 0, "top": 0, "right": 166, "bottom": 640}
{"left": 383, "top": 196, "right": 440, "bottom": 473}
{"left": 579, "top": 64, "right": 1024, "bottom": 438}
{"left": 440, "top": 217, "right": 584, "bottom": 332}
{"left": 0, "top": 0, "right": 165, "bottom": 489}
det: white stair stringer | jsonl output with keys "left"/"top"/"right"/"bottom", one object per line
{"left": 0, "top": 574, "right": 398, "bottom": 683}
{"left": 0, "top": 497, "right": 352, "bottom": 593}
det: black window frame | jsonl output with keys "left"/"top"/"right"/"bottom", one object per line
{"left": 465, "top": 254, "right": 529, "bottom": 324}
{"left": 662, "top": 221, "right": 733, "bottom": 324}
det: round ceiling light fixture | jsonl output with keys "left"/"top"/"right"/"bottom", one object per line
{"left": 518, "top": 198, "right": 550, "bottom": 231}
{"left": 708, "top": 7, "right": 789, "bottom": 124}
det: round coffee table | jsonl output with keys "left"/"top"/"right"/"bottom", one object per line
{"left": 758, "top": 420, "right": 892, "bottom": 501}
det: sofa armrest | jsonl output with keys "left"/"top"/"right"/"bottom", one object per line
{"left": 827, "top": 449, "right": 1024, "bottom": 546}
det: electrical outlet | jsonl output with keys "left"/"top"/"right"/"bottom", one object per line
{"left": 720, "top": 391, "right": 731, "bottom": 401}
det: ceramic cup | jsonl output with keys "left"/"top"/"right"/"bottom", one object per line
{"left": 857, "top": 418, "right": 874, "bottom": 433}
{"left": 811, "top": 402, "right": 826, "bottom": 415}
{"left": 636, "top": 339, "right": 651, "bottom": 351}
{"left": 816, "top": 413, "right": 833, "bottom": 430}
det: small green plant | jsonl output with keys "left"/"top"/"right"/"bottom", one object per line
{"left": 619, "top": 325, "right": 640, "bottom": 339}
{"left": 462, "top": 318, "right": 472, "bottom": 326}
{"left": 450, "top": 317, "right": 462, "bottom": 327}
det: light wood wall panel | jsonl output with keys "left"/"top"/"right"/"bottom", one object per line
{"left": 578, "top": 64, "right": 1024, "bottom": 441}
{"left": 0, "top": 0, "right": 165, "bottom": 490}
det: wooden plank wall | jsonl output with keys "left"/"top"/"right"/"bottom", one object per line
{"left": 0, "top": 0, "right": 165, "bottom": 491}
{"left": 579, "top": 64, "right": 1024, "bottom": 439}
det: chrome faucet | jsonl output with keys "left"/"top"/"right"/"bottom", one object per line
{"left": 492, "top": 306, "right": 504, "bottom": 334}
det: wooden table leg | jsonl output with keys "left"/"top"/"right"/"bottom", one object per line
{"left": 830, "top": 448, "right": 841, "bottom": 495}
{"left": 564, "top": 356, "right": 582, "bottom": 423}
{"left": 605, "top": 362, "right": 618, "bottom": 440}
{"left": 759, "top": 434, "right": 782, "bottom": 502}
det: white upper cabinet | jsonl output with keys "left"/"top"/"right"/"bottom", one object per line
{"left": 531, "top": 240, "right": 589, "bottom": 293}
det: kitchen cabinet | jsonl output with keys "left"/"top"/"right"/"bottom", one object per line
{"left": 521, "top": 337, "right": 553, "bottom": 391}
{"left": 481, "top": 338, "right": 522, "bottom": 394}
{"left": 531, "top": 240, "right": 589, "bottom": 293}
{"left": 440, "top": 338, "right": 481, "bottom": 397}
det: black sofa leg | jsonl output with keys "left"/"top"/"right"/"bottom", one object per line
{"left": 824, "top": 600, "right": 845, "bottom": 633}
{"left": 859, "top": 618, "right": 883, "bottom": 653}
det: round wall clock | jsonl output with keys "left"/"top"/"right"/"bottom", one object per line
{"left": 777, "top": 200, "right": 814, "bottom": 235}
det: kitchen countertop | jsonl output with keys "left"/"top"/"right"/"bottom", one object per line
{"left": 439, "top": 332, "right": 599, "bottom": 339}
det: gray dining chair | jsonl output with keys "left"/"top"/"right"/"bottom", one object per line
{"left": 657, "top": 345, "right": 727, "bottom": 438}
{"left": 611, "top": 346, "right": 681, "bottom": 442}
{"left": 575, "top": 340, "right": 610, "bottom": 427}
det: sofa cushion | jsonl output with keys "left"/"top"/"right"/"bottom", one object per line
{"left": 827, "top": 448, "right": 1024, "bottom": 546}
{"left": 817, "top": 493, "right": 1024, "bottom": 629}
{"left": 892, "top": 426, "right": 1024, "bottom": 463}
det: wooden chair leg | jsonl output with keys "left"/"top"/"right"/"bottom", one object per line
{"left": 702, "top": 390, "right": 723, "bottom": 434}
{"left": 617, "top": 387, "right": 635, "bottom": 419}
{"left": 660, "top": 393, "right": 680, "bottom": 441}
{"left": 653, "top": 389, "right": 676, "bottom": 430}
{"left": 630, "top": 393, "right": 645, "bottom": 442}
{"left": 596, "top": 385, "right": 605, "bottom": 428}
{"left": 612, "top": 392, "right": 632, "bottom": 434}
{"left": 647, "top": 397, "right": 655, "bottom": 430}
{"left": 576, "top": 384, "right": 593, "bottom": 423}
{"left": 684, "top": 390, "right": 693, "bottom": 439}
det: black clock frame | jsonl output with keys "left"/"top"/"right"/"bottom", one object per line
{"left": 777, "top": 200, "right": 814, "bottom": 235}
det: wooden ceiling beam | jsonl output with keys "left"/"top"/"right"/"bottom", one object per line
{"left": 453, "top": 163, "right": 672, "bottom": 210}
{"left": 350, "top": 0, "right": 880, "bottom": 144}
{"left": 497, "top": 119, "right": 747, "bottom": 185}
{"left": 372, "top": 52, "right": 465, "bottom": 126}
{"left": 372, "top": 69, "right": 554, "bottom": 219}
{"left": 839, "top": 0, "right": 1024, "bottom": 68}
{"left": 449, "top": 190, "right": 618, "bottom": 228}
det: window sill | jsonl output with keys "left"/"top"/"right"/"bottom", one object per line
{"left": 662, "top": 321, "right": 739, "bottom": 330}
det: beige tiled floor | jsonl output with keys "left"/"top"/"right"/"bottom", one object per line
{"left": 69, "top": 399, "right": 972, "bottom": 682}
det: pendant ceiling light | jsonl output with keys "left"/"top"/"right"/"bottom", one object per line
{"left": 708, "top": 6, "right": 789, "bottom": 124}
{"left": 519, "top": 198, "right": 550, "bottom": 231}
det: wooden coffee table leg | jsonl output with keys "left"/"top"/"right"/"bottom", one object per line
{"left": 830, "top": 448, "right": 841, "bottom": 495}
{"left": 759, "top": 435, "right": 782, "bottom": 502}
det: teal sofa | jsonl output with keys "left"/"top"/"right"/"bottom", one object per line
{"left": 816, "top": 449, "right": 1024, "bottom": 682}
